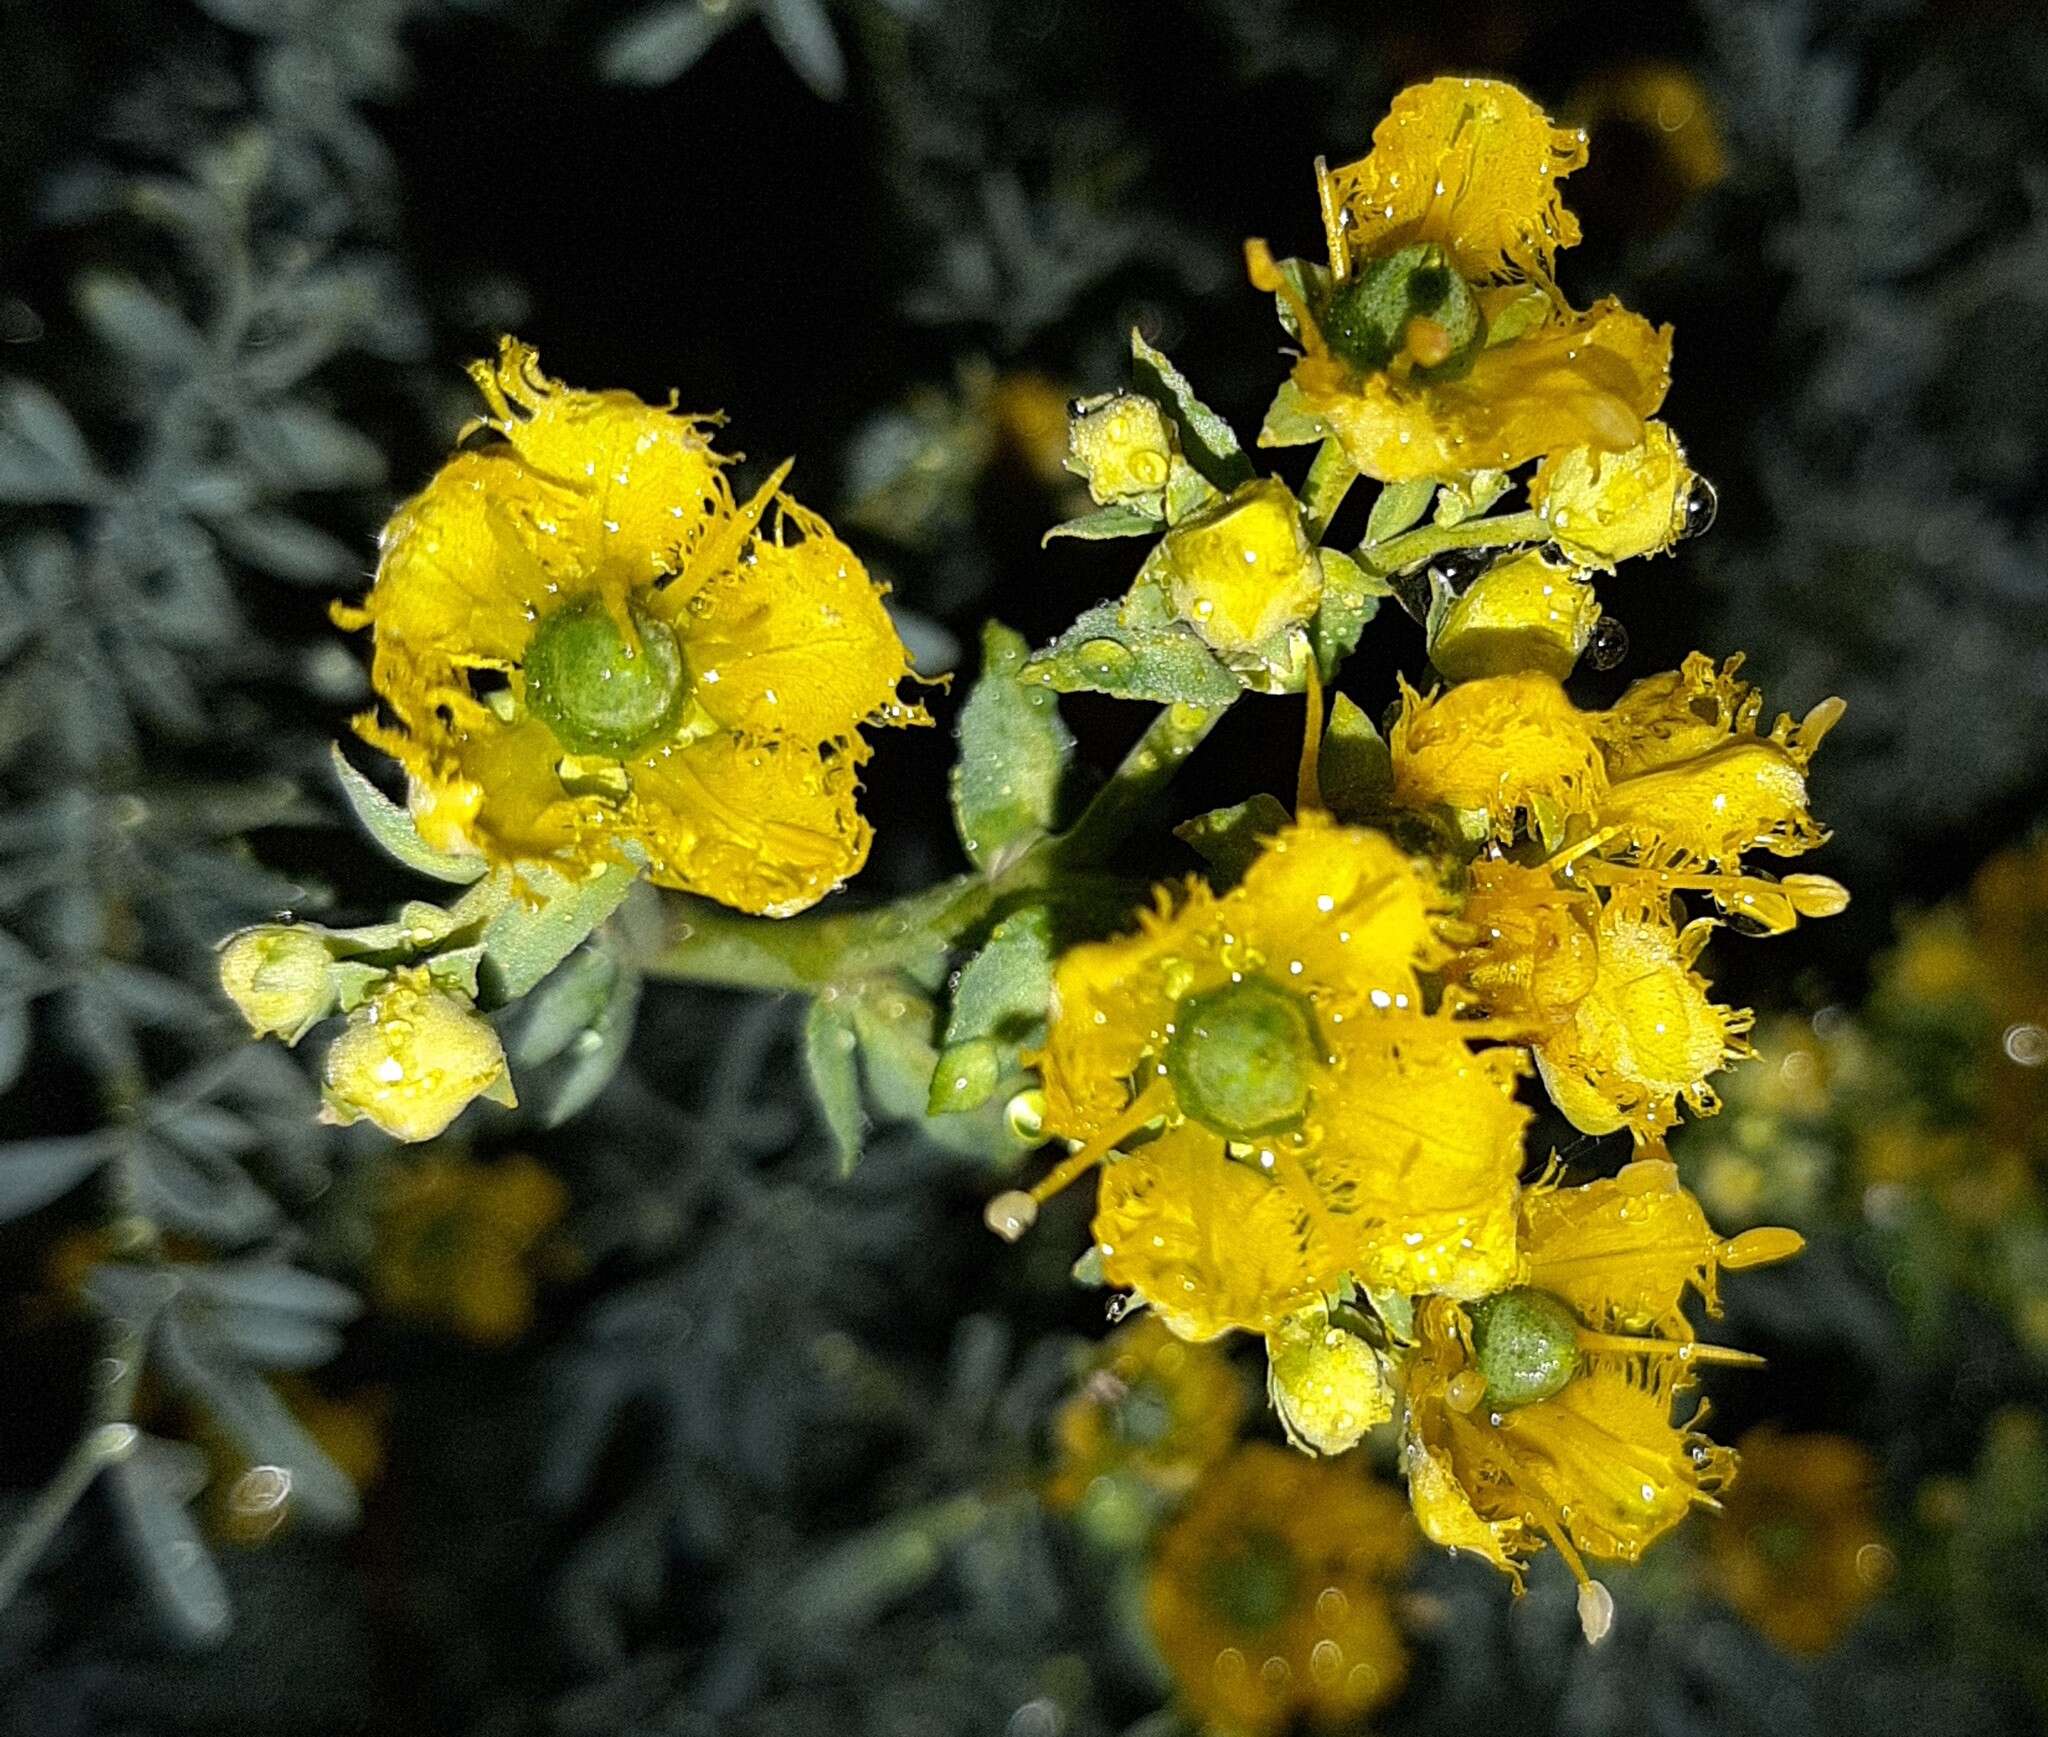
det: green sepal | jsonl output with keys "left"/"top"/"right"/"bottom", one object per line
{"left": 476, "top": 862, "right": 639, "bottom": 1006}
{"left": 1318, "top": 693, "right": 1394, "bottom": 821}
{"left": 328, "top": 961, "right": 387, "bottom": 1013}
{"left": 1175, "top": 793, "right": 1291, "bottom": 887}
{"left": 1363, "top": 1285, "right": 1417, "bottom": 1345}
{"left": 1257, "top": 377, "right": 1332, "bottom": 451}
{"left": 846, "top": 981, "right": 1029, "bottom": 1162}
{"left": 943, "top": 906, "right": 1055, "bottom": 1050}
{"left": 1071, "top": 1245, "right": 1107, "bottom": 1287}
{"left": 329, "top": 743, "right": 486, "bottom": 885}
{"left": 422, "top": 943, "right": 485, "bottom": 1000}
{"left": 1258, "top": 254, "right": 1330, "bottom": 346}
{"left": 1025, "top": 564, "right": 1240, "bottom": 706}
{"left": 927, "top": 1038, "right": 1003, "bottom": 1116}
{"left": 1041, "top": 502, "right": 1163, "bottom": 544}
{"left": 803, "top": 998, "right": 867, "bottom": 1175}
{"left": 1309, "top": 549, "right": 1388, "bottom": 678}
{"left": 951, "top": 622, "right": 1076, "bottom": 872}
{"left": 1434, "top": 468, "right": 1511, "bottom": 526}
{"left": 1162, "top": 454, "right": 1223, "bottom": 527}
{"left": 1365, "top": 479, "right": 1436, "bottom": 547}
{"left": 1129, "top": 331, "right": 1254, "bottom": 494}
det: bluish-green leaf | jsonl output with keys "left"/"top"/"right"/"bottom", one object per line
{"left": 1174, "top": 793, "right": 1291, "bottom": 886}
{"left": 1319, "top": 692, "right": 1394, "bottom": 819}
{"left": 1129, "top": 331, "right": 1254, "bottom": 492}
{"left": 1040, "top": 503, "right": 1162, "bottom": 544}
{"left": 1365, "top": 479, "right": 1436, "bottom": 546}
{"left": 1311, "top": 548, "right": 1389, "bottom": 676}
{"left": 330, "top": 744, "right": 487, "bottom": 884}
{"left": 951, "top": 622, "right": 1075, "bottom": 870}
{"left": 1025, "top": 596, "right": 1238, "bottom": 707}
{"left": 804, "top": 998, "right": 866, "bottom": 1175}
{"left": 478, "top": 863, "right": 638, "bottom": 1005}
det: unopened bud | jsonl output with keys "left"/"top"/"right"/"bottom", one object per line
{"left": 1065, "top": 392, "right": 1175, "bottom": 507}
{"left": 320, "top": 968, "right": 514, "bottom": 1143}
{"left": 1266, "top": 1308, "right": 1392, "bottom": 1456}
{"left": 1163, "top": 478, "right": 1324, "bottom": 654}
{"left": 1529, "top": 422, "right": 1695, "bottom": 571}
{"left": 218, "top": 926, "right": 336, "bottom": 1044}
{"left": 1428, "top": 550, "right": 1600, "bottom": 682}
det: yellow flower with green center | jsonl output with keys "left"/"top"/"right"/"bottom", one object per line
{"left": 1709, "top": 1429, "right": 1890, "bottom": 1654}
{"left": 372, "top": 1149, "right": 568, "bottom": 1345}
{"left": 335, "top": 339, "right": 924, "bottom": 916}
{"left": 1031, "top": 813, "right": 1530, "bottom": 1340}
{"left": 1400, "top": 1161, "right": 1800, "bottom": 1631}
{"left": 1146, "top": 1443, "right": 1414, "bottom": 1737}
{"left": 1248, "top": 78, "right": 1672, "bottom": 485}
{"left": 1043, "top": 1317, "right": 1245, "bottom": 1517}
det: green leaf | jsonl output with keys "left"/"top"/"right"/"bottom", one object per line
{"left": 1040, "top": 502, "right": 1163, "bottom": 544}
{"left": 1434, "top": 468, "right": 1511, "bottom": 527}
{"left": 329, "top": 744, "right": 487, "bottom": 884}
{"left": 599, "top": 0, "right": 733, "bottom": 84}
{"left": 1365, "top": 479, "right": 1436, "bottom": 546}
{"left": 848, "top": 982, "right": 1028, "bottom": 1163}
{"left": 1025, "top": 590, "right": 1238, "bottom": 707}
{"left": 1256, "top": 377, "right": 1332, "bottom": 449}
{"left": 1175, "top": 793, "right": 1293, "bottom": 886}
{"left": 477, "top": 863, "right": 638, "bottom": 1005}
{"left": 950, "top": 622, "right": 1076, "bottom": 871}
{"left": 1129, "top": 331, "right": 1254, "bottom": 492}
{"left": 513, "top": 940, "right": 642, "bottom": 1127}
{"left": 1319, "top": 692, "right": 1394, "bottom": 820}
{"left": 1310, "top": 549, "right": 1388, "bottom": 677}
{"left": 803, "top": 998, "right": 867, "bottom": 1175}
{"left": 943, "top": 905, "right": 1055, "bottom": 1048}
{"left": 927, "top": 1038, "right": 1002, "bottom": 1115}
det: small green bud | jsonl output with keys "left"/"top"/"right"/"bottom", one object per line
{"left": 1466, "top": 1286, "right": 1581, "bottom": 1409}
{"left": 1064, "top": 392, "right": 1175, "bottom": 506}
{"left": 218, "top": 925, "right": 336, "bottom": 1044}
{"left": 1165, "top": 976, "right": 1319, "bottom": 1139}
{"left": 1321, "top": 243, "right": 1486, "bottom": 379}
{"left": 523, "top": 599, "right": 687, "bottom": 760}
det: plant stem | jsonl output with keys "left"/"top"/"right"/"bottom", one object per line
{"left": 639, "top": 701, "right": 1228, "bottom": 990}
{"left": 1358, "top": 508, "right": 1547, "bottom": 576}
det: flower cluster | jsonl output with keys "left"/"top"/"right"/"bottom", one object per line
{"left": 988, "top": 76, "right": 1846, "bottom": 1632}
{"left": 338, "top": 339, "right": 925, "bottom": 917}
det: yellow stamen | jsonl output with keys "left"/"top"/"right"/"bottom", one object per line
{"left": 1298, "top": 657, "right": 1326, "bottom": 816}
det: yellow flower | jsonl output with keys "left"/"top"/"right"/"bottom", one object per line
{"left": 1044, "top": 1316, "right": 1245, "bottom": 1513}
{"left": 1709, "top": 1429, "right": 1889, "bottom": 1654}
{"left": 217, "top": 925, "right": 335, "bottom": 1043}
{"left": 1266, "top": 1303, "right": 1393, "bottom": 1457}
{"left": 1147, "top": 1443, "right": 1413, "bottom": 1737}
{"left": 1034, "top": 814, "right": 1530, "bottom": 1340}
{"left": 1389, "top": 670, "right": 1607, "bottom": 841}
{"left": 320, "top": 968, "right": 515, "bottom": 1144}
{"left": 1248, "top": 79, "right": 1672, "bottom": 485}
{"left": 1400, "top": 1165, "right": 1797, "bottom": 1626}
{"left": 1163, "top": 478, "right": 1325, "bottom": 654}
{"left": 372, "top": 1149, "right": 567, "bottom": 1344}
{"left": 1529, "top": 422, "right": 1700, "bottom": 570}
{"left": 1426, "top": 549, "right": 1601, "bottom": 682}
{"left": 1531, "top": 889, "right": 1753, "bottom": 1142}
{"left": 336, "top": 339, "right": 923, "bottom": 916}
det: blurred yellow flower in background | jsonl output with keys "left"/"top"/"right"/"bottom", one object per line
{"left": 1709, "top": 1429, "right": 1890, "bottom": 1654}
{"left": 337, "top": 339, "right": 924, "bottom": 916}
{"left": 372, "top": 1149, "right": 569, "bottom": 1345}
{"left": 1147, "top": 1443, "right": 1414, "bottom": 1736}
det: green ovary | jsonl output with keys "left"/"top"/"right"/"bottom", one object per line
{"left": 523, "top": 598, "right": 688, "bottom": 759}
{"left": 1165, "top": 977, "right": 1320, "bottom": 1140}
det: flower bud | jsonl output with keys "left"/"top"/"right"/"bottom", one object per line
{"left": 1065, "top": 392, "right": 1175, "bottom": 507}
{"left": 1530, "top": 422, "right": 1697, "bottom": 571}
{"left": 218, "top": 926, "right": 336, "bottom": 1044}
{"left": 1163, "top": 478, "right": 1324, "bottom": 654}
{"left": 320, "top": 968, "right": 515, "bottom": 1144}
{"left": 1267, "top": 1308, "right": 1392, "bottom": 1456}
{"left": 1428, "top": 550, "right": 1601, "bottom": 682}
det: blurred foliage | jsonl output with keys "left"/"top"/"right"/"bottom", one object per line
{"left": 0, "top": 1, "right": 2045, "bottom": 1735}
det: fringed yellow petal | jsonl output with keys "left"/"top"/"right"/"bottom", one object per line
{"left": 1327, "top": 77, "right": 1589, "bottom": 283}
{"left": 1390, "top": 671, "right": 1607, "bottom": 839}
{"left": 1094, "top": 1127, "right": 1341, "bottom": 1342}
{"left": 1496, "top": 1358, "right": 1730, "bottom": 1563}
{"left": 1534, "top": 893, "right": 1753, "bottom": 1140}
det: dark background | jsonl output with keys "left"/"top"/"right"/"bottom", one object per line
{"left": 1, "top": 0, "right": 2045, "bottom": 1733}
